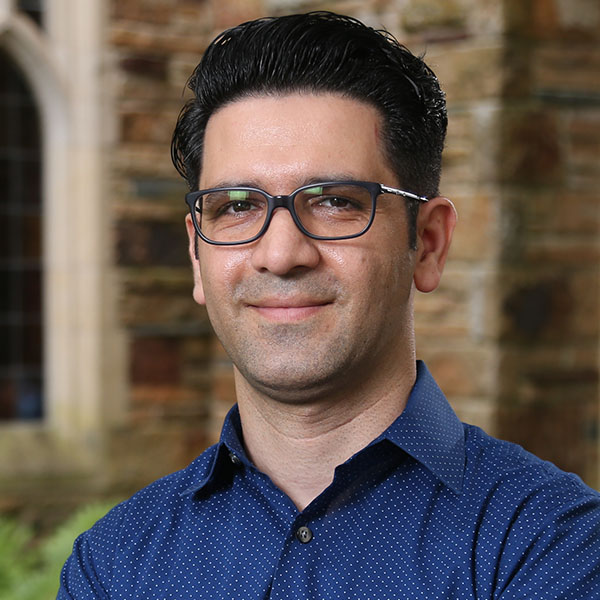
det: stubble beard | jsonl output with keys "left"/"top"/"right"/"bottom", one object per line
{"left": 237, "top": 324, "right": 352, "bottom": 401}
{"left": 207, "top": 274, "right": 362, "bottom": 403}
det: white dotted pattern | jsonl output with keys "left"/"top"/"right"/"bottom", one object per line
{"left": 58, "top": 362, "right": 600, "bottom": 599}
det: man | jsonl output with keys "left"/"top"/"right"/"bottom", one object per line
{"left": 58, "top": 12, "right": 600, "bottom": 599}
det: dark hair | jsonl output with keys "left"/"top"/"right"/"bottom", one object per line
{"left": 171, "top": 11, "right": 447, "bottom": 247}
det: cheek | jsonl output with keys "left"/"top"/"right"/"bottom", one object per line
{"left": 325, "top": 246, "right": 392, "bottom": 308}
{"left": 360, "top": 244, "right": 415, "bottom": 309}
{"left": 220, "top": 252, "right": 250, "bottom": 280}
{"left": 199, "top": 249, "right": 250, "bottom": 302}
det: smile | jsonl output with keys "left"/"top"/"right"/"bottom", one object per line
{"left": 248, "top": 299, "right": 332, "bottom": 323}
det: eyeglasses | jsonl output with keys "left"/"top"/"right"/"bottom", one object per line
{"left": 185, "top": 180, "right": 428, "bottom": 246}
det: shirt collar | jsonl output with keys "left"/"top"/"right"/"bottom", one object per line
{"left": 185, "top": 360, "right": 465, "bottom": 497}
{"left": 376, "top": 361, "right": 465, "bottom": 494}
{"left": 180, "top": 408, "right": 247, "bottom": 498}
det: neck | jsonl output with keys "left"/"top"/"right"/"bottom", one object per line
{"left": 235, "top": 360, "right": 417, "bottom": 511}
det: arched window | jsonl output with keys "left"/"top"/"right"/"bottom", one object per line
{"left": 0, "top": 48, "right": 43, "bottom": 420}
{"left": 0, "top": 0, "right": 117, "bottom": 488}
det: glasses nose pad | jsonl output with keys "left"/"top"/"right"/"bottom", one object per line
{"left": 266, "top": 194, "right": 300, "bottom": 226}
{"left": 271, "top": 195, "right": 292, "bottom": 210}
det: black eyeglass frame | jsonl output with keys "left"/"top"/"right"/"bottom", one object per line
{"left": 185, "top": 180, "right": 429, "bottom": 246}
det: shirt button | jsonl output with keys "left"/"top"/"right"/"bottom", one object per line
{"left": 229, "top": 452, "right": 242, "bottom": 466}
{"left": 296, "top": 526, "right": 313, "bottom": 544}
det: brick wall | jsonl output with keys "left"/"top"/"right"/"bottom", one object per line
{"left": 105, "top": 0, "right": 599, "bottom": 500}
{"left": 495, "top": 0, "right": 600, "bottom": 483}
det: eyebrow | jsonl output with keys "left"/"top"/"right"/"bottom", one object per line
{"left": 203, "top": 174, "right": 364, "bottom": 191}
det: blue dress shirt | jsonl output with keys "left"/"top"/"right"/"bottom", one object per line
{"left": 58, "top": 362, "right": 600, "bottom": 599}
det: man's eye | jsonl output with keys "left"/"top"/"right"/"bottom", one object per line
{"left": 214, "top": 199, "right": 262, "bottom": 217}
{"left": 229, "top": 200, "right": 253, "bottom": 213}
{"left": 316, "top": 196, "right": 356, "bottom": 209}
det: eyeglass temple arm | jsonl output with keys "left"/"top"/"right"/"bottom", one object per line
{"left": 380, "top": 184, "right": 429, "bottom": 203}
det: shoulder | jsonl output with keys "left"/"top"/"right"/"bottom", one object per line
{"left": 460, "top": 423, "right": 600, "bottom": 552}
{"left": 462, "top": 423, "right": 598, "bottom": 501}
{"left": 460, "top": 426, "right": 600, "bottom": 596}
{"left": 462, "top": 423, "right": 600, "bottom": 517}
{"left": 58, "top": 445, "right": 220, "bottom": 597}
{"left": 69, "top": 444, "right": 219, "bottom": 566}
{"left": 124, "top": 442, "right": 219, "bottom": 505}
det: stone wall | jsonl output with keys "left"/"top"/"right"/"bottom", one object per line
{"left": 495, "top": 0, "right": 600, "bottom": 483}
{"left": 105, "top": 0, "right": 599, "bottom": 495}
{"left": 107, "top": 0, "right": 214, "bottom": 494}
{"left": 4, "top": 0, "right": 597, "bottom": 530}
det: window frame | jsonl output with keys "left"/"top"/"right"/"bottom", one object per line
{"left": 0, "top": 1, "right": 123, "bottom": 478}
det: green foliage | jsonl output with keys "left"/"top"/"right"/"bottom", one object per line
{"left": 0, "top": 518, "right": 35, "bottom": 594}
{"left": 0, "top": 500, "right": 118, "bottom": 600}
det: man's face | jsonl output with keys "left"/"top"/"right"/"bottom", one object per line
{"left": 187, "top": 93, "right": 419, "bottom": 403}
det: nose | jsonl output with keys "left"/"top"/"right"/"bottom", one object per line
{"left": 250, "top": 207, "right": 320, "bottom": 275}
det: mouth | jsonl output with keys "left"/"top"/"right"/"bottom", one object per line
{"left": 247, "top": 298, "right": 332, "bottom": 322}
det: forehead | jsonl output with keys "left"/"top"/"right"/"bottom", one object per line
{"left": 199, "top": 93, "right": 396, "bottom": 190}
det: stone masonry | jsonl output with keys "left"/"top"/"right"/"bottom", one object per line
{"left": 108, "top": 0, "right": 599, "bottom": 498}
{"left": 1, "top": 0, "right": 598, "bottom": 529}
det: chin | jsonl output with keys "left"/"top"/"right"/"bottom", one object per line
{"left": 239, "top": 365, "right": 342, "bottom": 404}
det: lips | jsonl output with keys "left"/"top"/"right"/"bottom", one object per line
{"left": 247, "top": 297, "right": 332, "bottom": 322}
{"left": 249, "top": 297, "right": 330, "bottom": 309}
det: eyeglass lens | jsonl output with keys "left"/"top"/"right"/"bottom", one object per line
{"left": 194, "top": 183, "right": 374, "bottom": 243}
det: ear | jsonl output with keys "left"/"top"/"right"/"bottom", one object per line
{"left": 185, "top": 215, "right": 206, "bottom": 305}
{"left": 413, "top": 197, "right": 457, "bottom": 293}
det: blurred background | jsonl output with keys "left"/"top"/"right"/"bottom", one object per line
{"left": 1, "top": 0, "right": 599, "bottom": 539}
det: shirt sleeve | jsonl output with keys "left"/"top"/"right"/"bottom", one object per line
{"left": 57, "top": 533, "right": 111, "bottom": 599}
{"left": 56, "top": 502, "right": 127, "bottom": 600}
{"left": 497, "top": 486, "right": 600, "bottom": 599}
